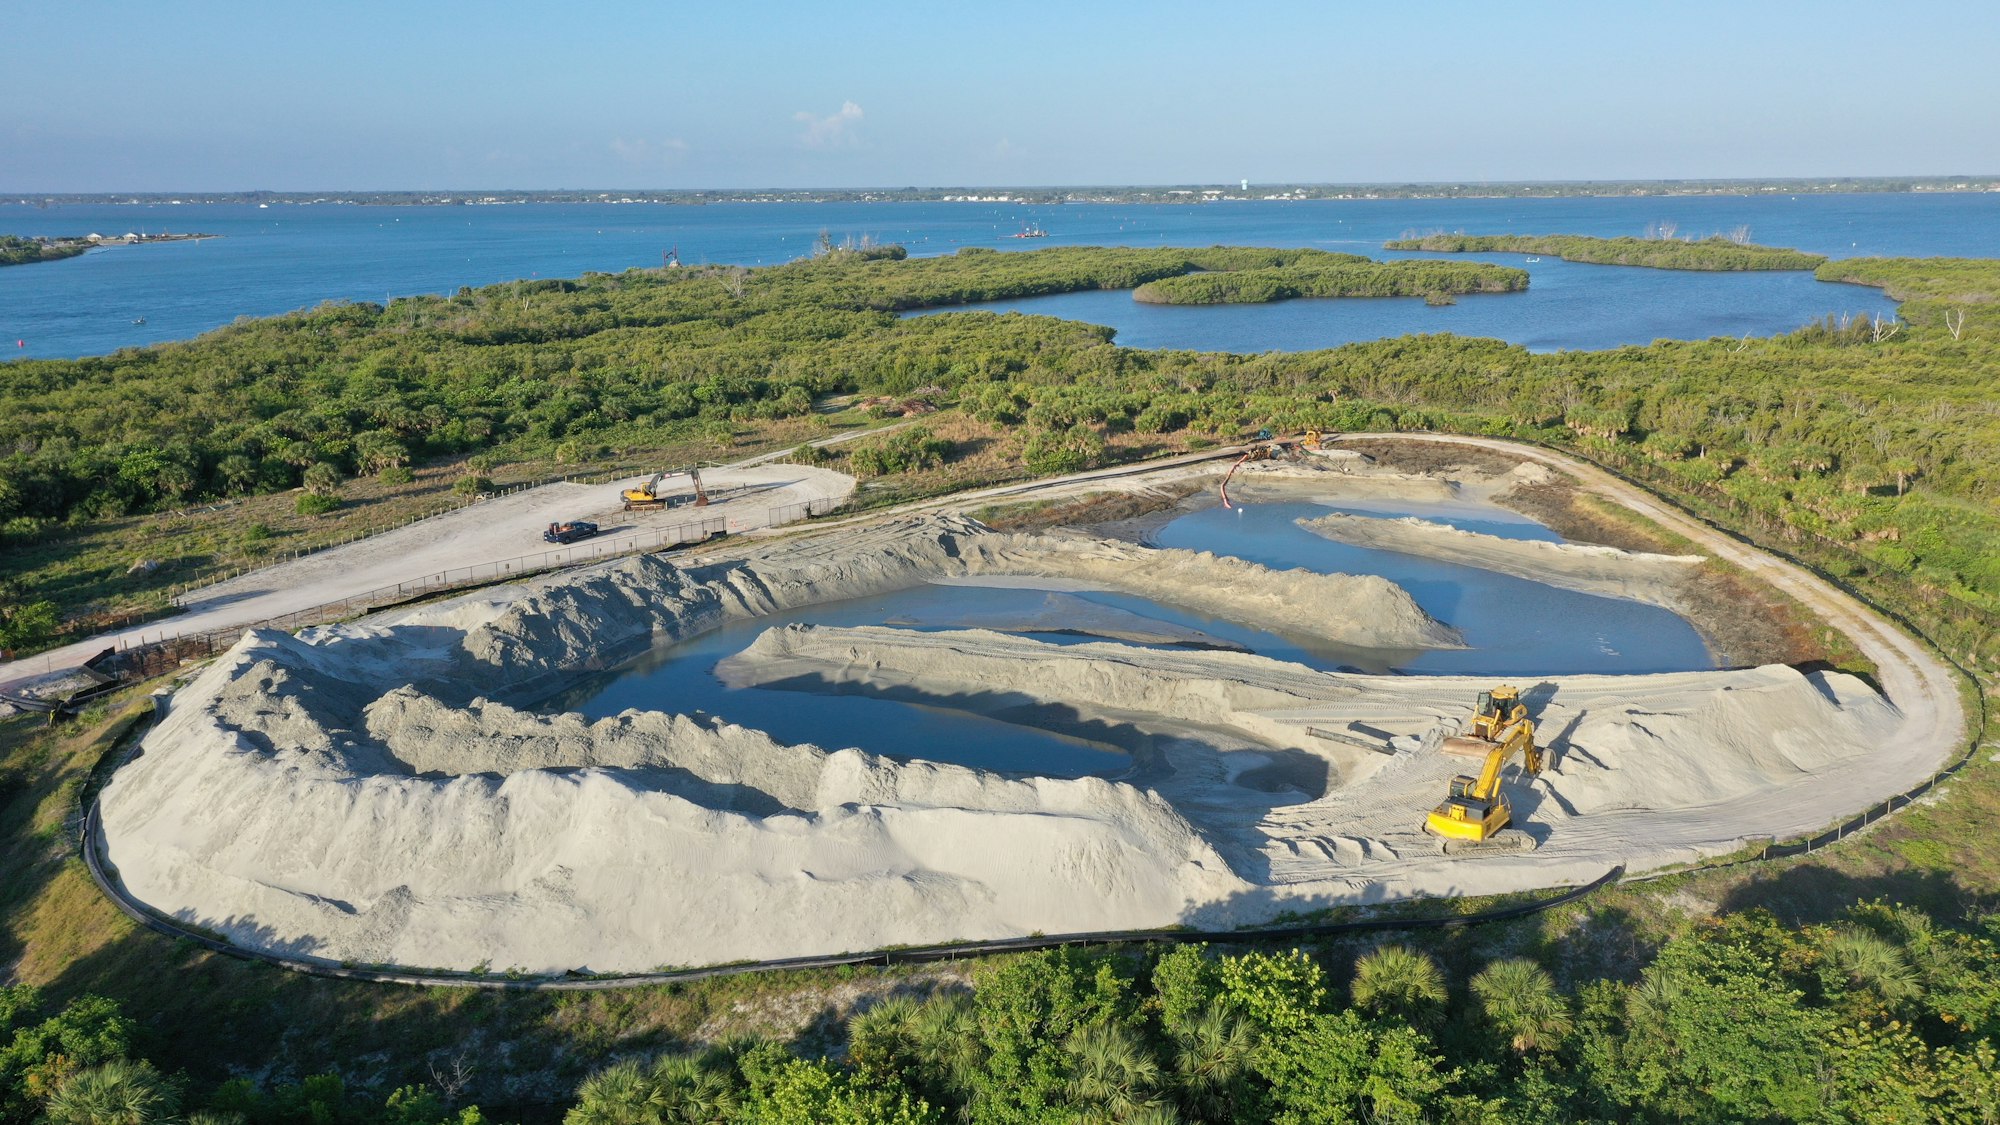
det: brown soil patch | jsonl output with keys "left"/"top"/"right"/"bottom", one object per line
{"left": 1338, "top": 437, "right": 1524, "bottom": 478}
{"left": 976, "top": 483, "right": 1206, "bottom": 535}
{"left": 1503, "top": 478, "right": 1834, "bottom": 668}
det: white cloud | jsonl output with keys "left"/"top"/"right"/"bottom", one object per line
{"left": 794, "top": 101, "right": 864, "bottom": 150}
{"left": 609, "top": 136, "right": 690, "bottom": 166}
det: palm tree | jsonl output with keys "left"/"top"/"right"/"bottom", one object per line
{"left": 1066, "top": 1020, "right": 1165, "bottom": 1122}
{"left": 646, "top": 1052, "right": 738, "bottom": 1124}
{"left": 44, "top": 1059, "right": 179, "bottom": 1125}
{"left": 906, "top": 993, "right": 983, "bottom": 1105}
{"left": 1170, "top": 1004, "right": 1254, "bottom": 1123}
{"left": 564, "top": 1060, "right": 658, "bottom": 1125}
{"left": 1470, "top": 959, "right": 1573, "bottom": 1053}
{"left": 1350, "top": 945, "right": 1447, "bottom": 1027}
{"left": 1825, "top": 925, "right": 1924, "bottom": 1007}
{"left": 1884, "top": 455, "right": 1920, "bottom": 496}
{"left": 848, "top": 995, "right": 923, "bottom": 1082}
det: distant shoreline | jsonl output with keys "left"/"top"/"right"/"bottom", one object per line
{"left": 5, "top": 176, "right": 1999, "bottom": 208}
{"left": 0, "top": 232, "right": 218, "bottom": 268}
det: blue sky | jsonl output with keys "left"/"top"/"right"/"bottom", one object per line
{"left": 6, "top": 0, "right": 1996, "bottom": 190}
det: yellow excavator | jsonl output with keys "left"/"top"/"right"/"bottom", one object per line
{"left": 622, "top": 467, "right": 709, "bottom": 512}
{"left": 1424, "top": 686, "right": 1544, "bottom": 854}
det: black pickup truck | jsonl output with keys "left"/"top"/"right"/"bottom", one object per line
{"left": 543, "top": 520, "right": 600, "bottom": 545}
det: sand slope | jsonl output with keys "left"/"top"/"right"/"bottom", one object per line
{"left": 99, "top": 516, "right": 1455, "bottom": 972}
{"left": 717, "top": 623, "right": 1906, "bottom": 909}
{"left": 1297, "top": 512, "right": 1704, "bottom": 609}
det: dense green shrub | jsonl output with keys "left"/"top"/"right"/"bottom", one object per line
{"left": 847, "top": 427, "right": 951, "bottom": 477}
{"left": 1385, "top": 233, "right": 1827, "bottom": 270}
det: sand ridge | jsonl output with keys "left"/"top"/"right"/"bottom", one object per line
{"left": 1296, "top": 511, "right": 1704, "bottom": 610}
{"left": 81, "top": 436, "right": 1969, "bottom": 976}
{"left": 97, "top": 515, "right": 1456, "bottom": 972}
{"left": 715, "top": 622, "right": 1906, "bottom": 909}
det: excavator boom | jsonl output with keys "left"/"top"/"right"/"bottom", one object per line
{"left": 622, "top": 467, "right": 710, "bottom": 510}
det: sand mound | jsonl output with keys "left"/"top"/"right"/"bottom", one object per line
{"left": 1298, "top": 512, "right": 1704, "bottom": 609}
{"left": 92, "top": 509, "right": 1922, "bottom": 974}
{"left": 97, "top": 516, "right": 1452, "bottom": 973}
{"left": 714, "top": 624, "right": 1907, "bottom": 911}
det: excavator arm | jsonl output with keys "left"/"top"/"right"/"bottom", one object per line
{"left": 1425, "top": 706, "right": 1543, "bottom": 850}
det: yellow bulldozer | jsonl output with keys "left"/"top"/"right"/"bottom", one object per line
{"left": 1424, "top": 686, "right": 1544, "bottom": 854}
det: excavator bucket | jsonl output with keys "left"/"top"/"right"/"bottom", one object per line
{"left": 1441, "top": 735, "right": 1496, "bottom": 758}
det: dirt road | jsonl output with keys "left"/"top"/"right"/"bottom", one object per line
{"left": 0, "top": 463, "right": 853, "bottom": 695}
{"left": 1330, "top": 433, "right": 1968, "bottom": 821}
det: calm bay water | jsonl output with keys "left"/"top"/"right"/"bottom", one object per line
{"left": 2, "top": 193, "right": 1995, "bottom": 359}
{"left": 906, "top": 254, "right": 1899, "bottom": 354}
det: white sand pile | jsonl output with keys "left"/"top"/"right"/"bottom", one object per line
{"left": 93, "top": 507, "right": 1923, "bottom": 974}
{"left": 715, "top": 624, "right": 1907, "bottom": 912}
{"left": 1298, "top": 512, "right": 1705, "bottom": 609}
{"left": 97, "top": 516, "right": 1449, "bottom": 973}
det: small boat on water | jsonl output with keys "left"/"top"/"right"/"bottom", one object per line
{"left": 1011, "top": 223, "right": 1048, "bottom": 239}
{"left": 131, "top": 317, "right": 146, "bottom": 325}
{"left": 1524, "top": 257, "right": 1541, "bottom": 263}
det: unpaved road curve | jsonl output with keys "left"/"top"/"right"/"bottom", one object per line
{"left": 1341, "top": 433, "right": 1967, "bottom": 826}
{"left": 0, "top": 461, "right": 856, "bottom": 696}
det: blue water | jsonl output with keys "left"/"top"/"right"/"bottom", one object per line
{"left": 562, "top": 583, "right": 1159, "bottom": 778}
{"left": 1153, "top": 502, "right": 1711, "bottom": 677}
{"left": 563, "top": 500, "right": 1711, "bottom": 775}
{"left": 3, "top": 193, "right": 1994, "bottom": 359}
{"left": 906, "top": 254, "right": 1898, "bottom": 354}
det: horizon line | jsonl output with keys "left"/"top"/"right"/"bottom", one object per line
{"left": 9, "top": 173, "right": 2000, "bottom": 198}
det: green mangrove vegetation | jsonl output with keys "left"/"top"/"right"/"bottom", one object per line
{"left": 0, "top": 237, "right": 88, "bottom": 268}
{"left": 1384, "top": 233, "right": 1828, "bottom": 271}
{"left": 1130, "top": 256, "right": 1527, "bottom": 304}
{"left": 2, "top": 240, "right": 2000, "bottom": 1120}
{"left": 4, "top": 897, "right": 2000, "bottom": 1123}
{"left": 4, "top": 242, "right": 1999, "bottom": 651}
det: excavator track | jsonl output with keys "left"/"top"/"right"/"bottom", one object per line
{"left": 1436, "top": 831, "right": 1540, "bottom": 857}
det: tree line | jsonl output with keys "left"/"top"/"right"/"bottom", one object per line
{"left": 1383, "top": 233, "right": 1827, "bottom": 271}
{"left": 0, "top": 237, "right": 88, "bottom": 268}
{"left": 1131, "top": 257, "right": 1526, "bottom": 304}
{"left": 6, "top": 895, "right": 1996, "bottom": 1123}
{"left": 3, "top": 243, "right": 1998, "bottom": 625}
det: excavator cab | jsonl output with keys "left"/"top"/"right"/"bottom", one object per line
{"left": 1469, "top": 685, "right": 1522, "bottom": 742}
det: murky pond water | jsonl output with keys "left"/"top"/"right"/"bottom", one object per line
{"left": 556, "top": 498, "right": 1713, "bottom": 774}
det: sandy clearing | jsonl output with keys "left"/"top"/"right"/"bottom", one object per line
{"left": 0, "top": 463, "right": 853, "bottom": 696}
{"left": 89, "top": 420, "right": 1974, "bottom": 972}
{"left": 1328, "top": 434, "right": 1965, "bottom": 817}
{"left": 718, "top": 623, "right": 1904, "bottom": 907}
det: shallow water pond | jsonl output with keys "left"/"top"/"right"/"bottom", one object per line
{"left": 1154, "top": 500, "right": 1711, "bottom": 676}
{"left": 556, "top": 498, "right": 1713, "bottom": 774}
